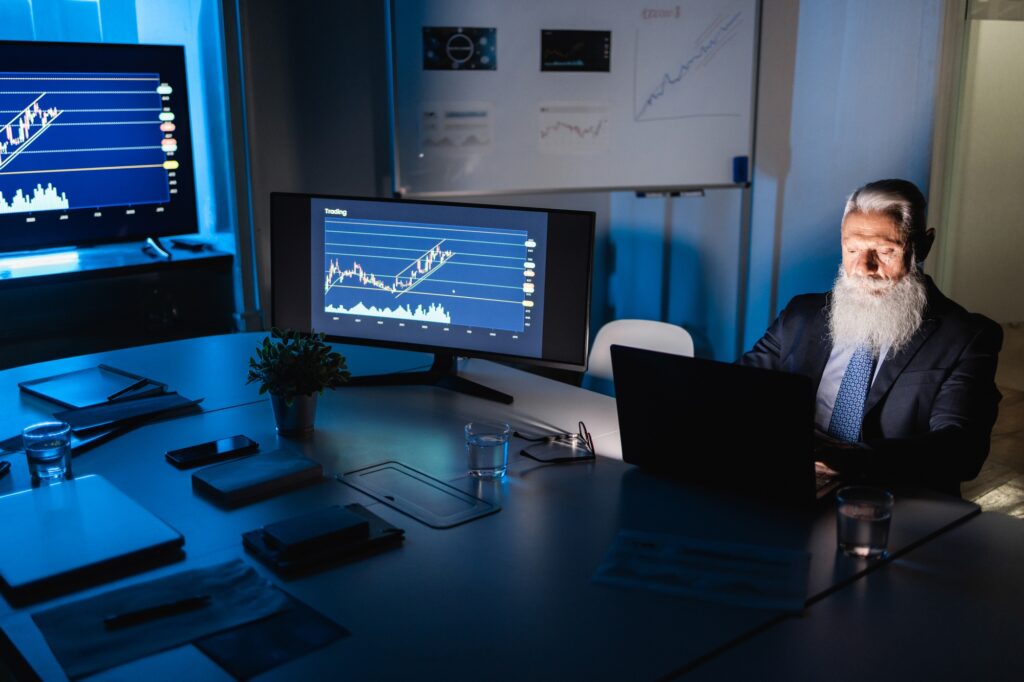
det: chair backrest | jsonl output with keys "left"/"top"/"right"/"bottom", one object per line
{"left": 586, "top": 319, "right": 694, "bottom": 381}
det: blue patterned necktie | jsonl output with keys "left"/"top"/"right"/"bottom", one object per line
{"left": 827, "top": 345, "right": 877, "bottom": 443}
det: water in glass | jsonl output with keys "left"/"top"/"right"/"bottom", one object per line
{"left": 466, "top": 425, "right": 509, "bottom": 478}
{"left": 837, "top": 503, "right": 891, "bottom": 558}
{"left": 23, "top": 422, "right": 72, "bottom": 485}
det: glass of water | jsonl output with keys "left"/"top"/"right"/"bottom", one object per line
{"left": 465, "top": 422, "right": 511, "bottom": 478}
{"left": 836, "top": 486, "right": 894, "bottom": 558}
{"left": 23, "top": 421, "right": 72, "bottom": 486}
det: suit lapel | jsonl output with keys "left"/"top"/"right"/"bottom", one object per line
{"left": 801, "top": 303, "right": 832, "bottom": 389}
{"left": 864, "top": 311, "right": 940, "bottom": 416}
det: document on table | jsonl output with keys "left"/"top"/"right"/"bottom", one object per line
{"left": 594, "top": 530, "right": 811, "bottom": 612}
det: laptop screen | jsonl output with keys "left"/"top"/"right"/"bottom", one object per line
{"left": 611, "top": 345, "right": 816, "bottom": 500}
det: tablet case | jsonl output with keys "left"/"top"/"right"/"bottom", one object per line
{"left": 54, "top": 392, "right": 203, "bottom": 433}
{"left": 243, "top": 503, "right": 404, "bottom": 577}
{"left": 18, "top": 365, "right": 167, "bottom": 409}
{"left": 339, "top": 461, "right": 500, "bottom": 529}
{"left": 0, "top": 475, "right": 184, "bottom": 606}
{"left": 263, "top": 505, "right": 370, "bottom": 558}
{"left": 192, "top": 450, "right": 323, "bottom": 508}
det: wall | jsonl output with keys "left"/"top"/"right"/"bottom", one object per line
{"left": 136, "top": 0, "right": 238, "bottom": 240}
{"left": 941, "top": 18, "right": 1024, "bottom": 323}
{"left": 236, "top": 0, "right": 392, "bottom": 321}
{"left": 755, "top": 0, "right": 941, "bottom": 329}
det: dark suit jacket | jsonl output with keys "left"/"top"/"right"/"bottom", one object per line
{"left": 741, "top": 276, "right": 1003, "bottom": 496}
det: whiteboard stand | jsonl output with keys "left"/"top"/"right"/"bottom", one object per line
{"left": 636, "top": 184, "right": 752, "bottom": 361}
{"left": 736, "top": 183, "right": 753, "bottom": 360}
{"left": 660, "top": 195, "right": 674, "bottom": 324}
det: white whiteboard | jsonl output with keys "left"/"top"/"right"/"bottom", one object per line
{"left": 391, "top": 0, "right": 759, "bottom": 196}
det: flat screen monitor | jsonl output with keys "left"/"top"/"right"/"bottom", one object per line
{"left": 270, "top": 193, "right": 594, "bottom": 403}
{"left": 0, "top": 40, "right": 197, "bottom": 253}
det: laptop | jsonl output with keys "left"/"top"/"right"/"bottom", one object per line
{"left": 610, "top": 345, "right": 838, "bottom": 502}
{"left": 0, "top": 475, "right": 184, "bottom": 605}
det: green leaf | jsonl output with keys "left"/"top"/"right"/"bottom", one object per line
{"left": 246, "top": 328, "right": 351, "bottom": 400}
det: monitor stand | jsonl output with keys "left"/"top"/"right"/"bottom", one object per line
{"left": 346, "top": 352, "right": 513, "bottom": 404}
{"left": 142, "top": 236, "right": 172, "bottom": 260}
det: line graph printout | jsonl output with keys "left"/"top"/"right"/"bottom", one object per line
{"left": 633, "top": 6, "right": 748, "bottom": 121}
{"left": 311, "top": 198, "right": 548, "bottom": 358}
{"left": 538, "top": 102, "right": 609, "bottom": 154}
{"left": 0, "top": 71, "right": 175, "bottom": 214}
{"left": 420, "top": 101, "right": 493, "bottom": 156}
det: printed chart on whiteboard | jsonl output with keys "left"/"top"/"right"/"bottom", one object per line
{"left": 391, "top": 0, "right": 758, "bottom": 195}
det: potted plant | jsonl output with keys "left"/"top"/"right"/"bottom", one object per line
{"left": 246, "top": 328, "right": 350, "bottom": 435}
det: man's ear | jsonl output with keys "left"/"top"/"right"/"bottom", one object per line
{"left": 916, "top": 228, "right": 936, "bottom": 264}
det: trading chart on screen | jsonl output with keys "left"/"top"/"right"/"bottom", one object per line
{"left": 323, "top": 215, "right": 534, "bottom": 332}
{"left": 311, "top": 198, "right": 547, "bottom": 358}
{"left": 0, "top": 70, "right": 178, "bottom": 216}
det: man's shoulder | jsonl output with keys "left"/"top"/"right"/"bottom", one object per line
{"left": 926, "top": 279, "right": 1002, "bottom": 340}
{"left": 779, "top": 292, "right": 829, "bottom": 321}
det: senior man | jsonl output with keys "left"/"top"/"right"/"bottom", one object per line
{"left": 741, "top": 179, "right": 1002, "bottom": 496}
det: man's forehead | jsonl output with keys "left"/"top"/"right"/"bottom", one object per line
{"left": 841, "top": 212, "right": 903, "bottom": 242}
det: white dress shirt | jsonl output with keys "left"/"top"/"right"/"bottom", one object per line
{"left": 815, "top": 343, "right": 889, "bottom": 432}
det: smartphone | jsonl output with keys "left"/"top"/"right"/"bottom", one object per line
{"left": 165, "top": 435, "right": 259, "bottom": 469}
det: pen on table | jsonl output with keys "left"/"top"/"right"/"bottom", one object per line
{"left": 103, "top": 593, "right": 211, "bottom": 630}
{"left": 107, "top": 379, "right": 150, "bottom": 402}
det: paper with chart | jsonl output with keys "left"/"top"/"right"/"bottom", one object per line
{"left": 594, "top": 530, "right": 811, "bottom": 612}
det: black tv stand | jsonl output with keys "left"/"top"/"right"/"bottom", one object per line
{"left": 346, "top": 352, "right": 513, "bottom": 404}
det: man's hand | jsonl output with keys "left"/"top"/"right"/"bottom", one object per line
{"left": 814, "top": 430, "right": 873, "bottom": 475}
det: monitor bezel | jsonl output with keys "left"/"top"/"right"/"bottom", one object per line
{"left": 270, "top": 191, "right": 595, "bottom": 373}
{"left": 0, "top": 39, "right": 199, "bottom": 253}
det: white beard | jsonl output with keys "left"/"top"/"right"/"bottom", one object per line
{"left": 827, "top": 267, "right": 928, "bottom": 354}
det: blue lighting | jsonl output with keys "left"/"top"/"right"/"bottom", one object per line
{"left": 0, "top": 248, "right": 79, "bottom": 271}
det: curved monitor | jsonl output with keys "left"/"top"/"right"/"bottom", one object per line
{"left": 0, "top": 40, "right": 197, "bottom": 252}
{"left": 271, "top": 193, "right": 594, "bottom": 379}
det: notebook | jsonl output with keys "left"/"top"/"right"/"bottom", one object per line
{"left": 191, "top": 450, "right": 323, "bottom": 508}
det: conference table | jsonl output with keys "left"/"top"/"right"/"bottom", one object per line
{"left": 0, "top": 332, "right": 1010, "bottom": 680}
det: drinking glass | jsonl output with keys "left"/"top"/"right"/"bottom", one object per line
{"left": 465, "top": 422, "right": 511, "bottom": 478}
{"left": 23, "top": 421, "right": 72, "bottom": 485}
{"left": 836, "top": 486, "right": 894, "bottom": 558}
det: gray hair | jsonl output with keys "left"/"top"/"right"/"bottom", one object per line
{"left": 842, "top": 179, "right": 928, "bottom": 260}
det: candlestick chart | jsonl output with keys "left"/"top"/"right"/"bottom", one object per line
{"left": 0, "top": 71, "right": 174, "bottom": 215}
{"left": 323, "top": 216, "right": 531, "bottom": 332}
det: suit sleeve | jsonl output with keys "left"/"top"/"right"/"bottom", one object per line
{"left": 738, "top": 307, "right": 786, "bottom": 370}
{"left": 864, "top": 319, "right": 1004, "bottom": 488}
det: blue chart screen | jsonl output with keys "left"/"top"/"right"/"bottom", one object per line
{"left": 311, "top": 199, "right": 547, "bottom": 359}
{"left": 324, "top": 217, "right": 528, "bottom": 330}
{"left": 0, "top": 71, "right": 172, "bottom": 214}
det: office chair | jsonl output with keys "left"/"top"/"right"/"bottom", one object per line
{"left": 584, "top": 319, "right": 694, "bottom": 394}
